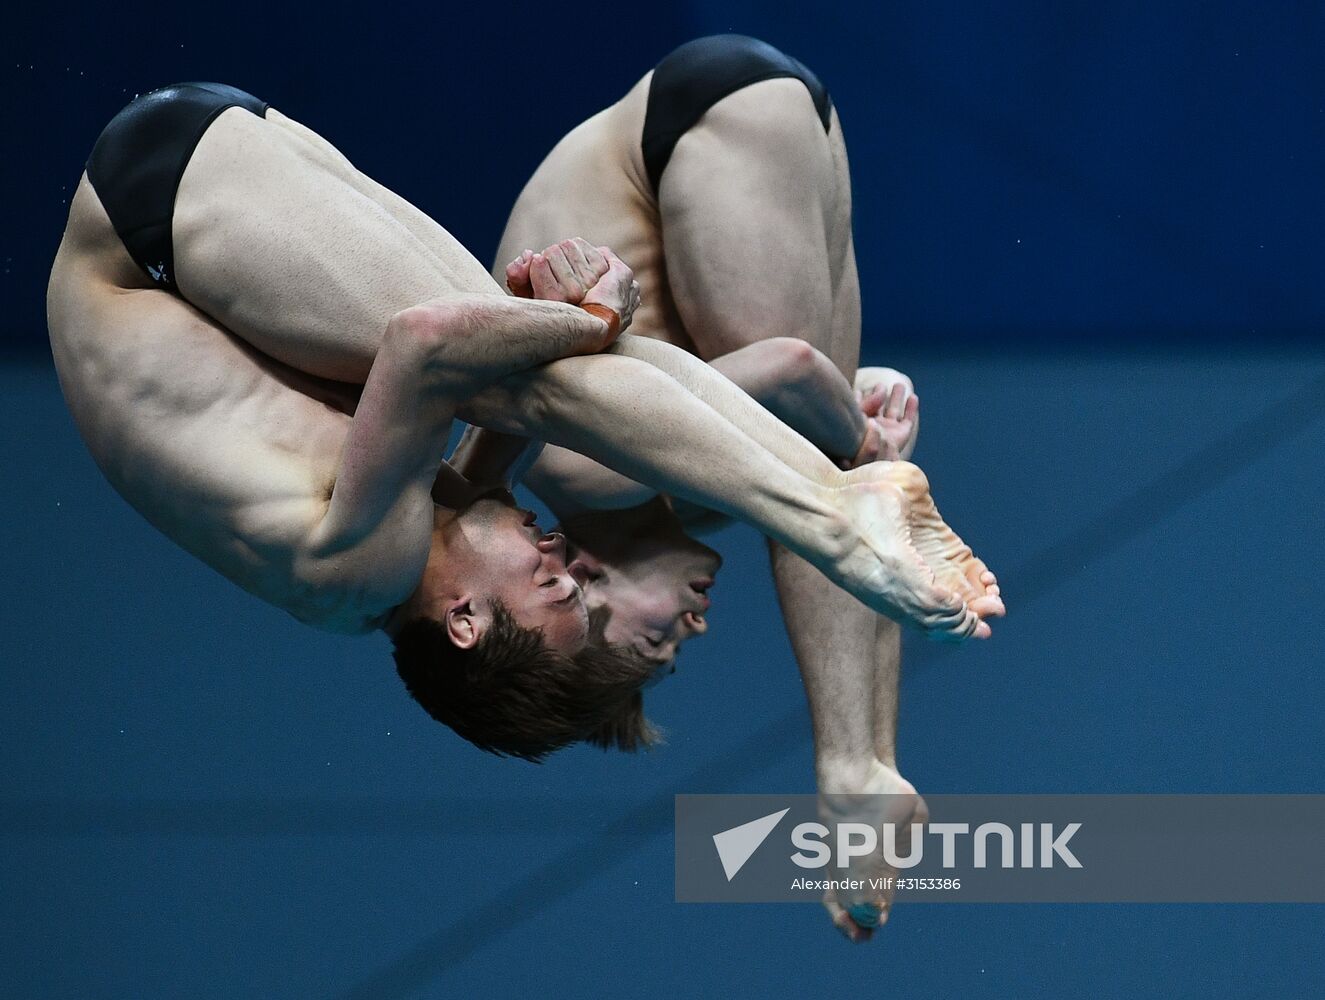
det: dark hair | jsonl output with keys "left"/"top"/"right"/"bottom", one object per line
{"left": 392, "top": 603, "right": 660, "bottom": 762}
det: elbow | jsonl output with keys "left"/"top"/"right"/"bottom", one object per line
{"left": 766, "top": 337, "right": 821, "bottom": 379}
{"left": 384, "top": 302, "right": 454, "bottom": 363}
{"left": 386, "top": 299, "right": 502, "bottom": 380}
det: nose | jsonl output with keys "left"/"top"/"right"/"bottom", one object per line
{"left": 683, "top": 611, "right": 708, "bottom": 635}
{"left": 536, "top": 532, "right": 567, "bottom": 560}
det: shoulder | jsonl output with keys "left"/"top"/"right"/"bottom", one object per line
{"left": 291, "top": 491, "right": 436, "bottom": 626}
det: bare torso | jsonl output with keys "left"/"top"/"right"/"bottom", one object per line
{"left": 48, "top": 106, "right": 498, "bottom": 632}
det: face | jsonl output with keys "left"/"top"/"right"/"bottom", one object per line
{"left": 568, "top": 514, "right": 722, "bottom": 673}
{"left": 434, "top": 492, "right": 590, "bottom": 653}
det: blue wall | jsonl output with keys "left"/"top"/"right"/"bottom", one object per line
{"left": 6, "top": 1, "right": 1324, "bottom": 350}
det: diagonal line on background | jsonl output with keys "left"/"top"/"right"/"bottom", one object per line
{"left": 334, "top": 365, "right": 1325, "bottom": 998}
{"left": 1010, "top": 366, "right": 1325, "bottom": 604}
{"left": 331, "top": 708, "right": 809, "bottom": 1000}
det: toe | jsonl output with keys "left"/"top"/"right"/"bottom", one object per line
{"left": 848, "top": 902, "right": 884, "bottom": 929}
{"left": 825, "top": 896, "right": 873, "bottom": 943}
{"left": 969, "top": 594, "right": 1006, "bottom": 618}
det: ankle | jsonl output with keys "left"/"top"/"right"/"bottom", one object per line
{"left": 816, "top": 754, "right": 878, "bottom": 793}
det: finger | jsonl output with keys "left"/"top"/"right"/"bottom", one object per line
{"left": 574, "top": 238, "right": 609, "bottom": 279}
{"left": 856, "top": 420, "right": 883, "bottom": 465}
{"left": 559, "top": 238, "right": 597, "bottom": 288}
{"left": 543, "top": 245, "right": 584, "bottom": 300}
{"left": 886, "top": 383, "right": 906, "bottom": 421}
{"left": 505, "top": 252, "right": 534, "bottom": 297}
{"left": 904, "top": 393, "right": 920, "bottom": 421}
{"left": 597, "top": 246, "right": 634, "bottom": 280}
{"left": 530, "top": 253, "right": 570, "bottom": 302}
{"left": 860, "top": 384, "right": 887, "bottom": 417}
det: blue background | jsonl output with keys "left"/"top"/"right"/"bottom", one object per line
{"left": 5, "top": 1, "right": 1325, "bottom": 349}
{"left": 3, "top": 2, "right": 1324, "bottom": 998}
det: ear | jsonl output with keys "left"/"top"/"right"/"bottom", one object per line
{"left": 443, "top": 597, "right": 489, "bottom": 650}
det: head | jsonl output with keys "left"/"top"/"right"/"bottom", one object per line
{"left": 407, "top": 489, "right": 591, "bottom": 654}
{"left": 386, "top": 490, "right": 660, "bottom": 761}
{"left": 560, "top": 498, "right": 723, "bottom": 671}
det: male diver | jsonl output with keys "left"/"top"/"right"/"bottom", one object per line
{"left": 492, "top": 36, "right": 998, "bottom": 937}
{"left": 47, "top": 78, "right": 1000, "bottom": 830}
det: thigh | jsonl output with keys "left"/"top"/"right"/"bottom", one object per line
{"left": 659, "top": 78, "right": 860, "bottom": 374}
{"left": 265, "top": 111, "right": 474, "bottom": 270}
{"left": 171, "top": 106, "right": 498, "bottom": 383}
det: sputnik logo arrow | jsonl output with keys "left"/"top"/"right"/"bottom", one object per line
{"left": 712, "top": 808, "right": 790, "bottom": 881}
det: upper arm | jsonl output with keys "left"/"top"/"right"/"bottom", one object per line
{"left": 305, "top": 293, "right": 616, "bottom": 555}
{"left": 304, "top": 307, "right": 461, "bottom": 557}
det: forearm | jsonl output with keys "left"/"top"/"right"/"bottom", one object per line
{"left": 605, "top": 335, "right": 846, "bottom": 485}
{"left": 710, "top": 339, "right": 866, "bottom": 461}
{"left": 413, "top": 292, "right": 615, "bottom": 386}
{"left": 461, "top": 351, "right": 848, "bottom": 562}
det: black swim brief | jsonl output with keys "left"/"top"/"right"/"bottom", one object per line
{"left": 85, "top": 82, "right": 268, "bottom": 290}
{"left": 641, "top": 35, "right": 833, "bottom": 195}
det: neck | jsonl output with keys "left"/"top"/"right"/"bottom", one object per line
{"left": 381, "top": 513, "right": 456, "bottom": 638}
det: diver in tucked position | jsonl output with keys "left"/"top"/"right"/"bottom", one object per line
{"left": 491, "top": 35, "right": 1003, "bottom": 938}
{"left": 47, "top": 75, "right": 999, "bottom": 808}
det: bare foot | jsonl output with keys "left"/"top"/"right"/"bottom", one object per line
{"left": 829, "top": 461, "right": 1005, "bottom": 641}
{"left": 820, "top": 762, "right": 928, "bottom": 942}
